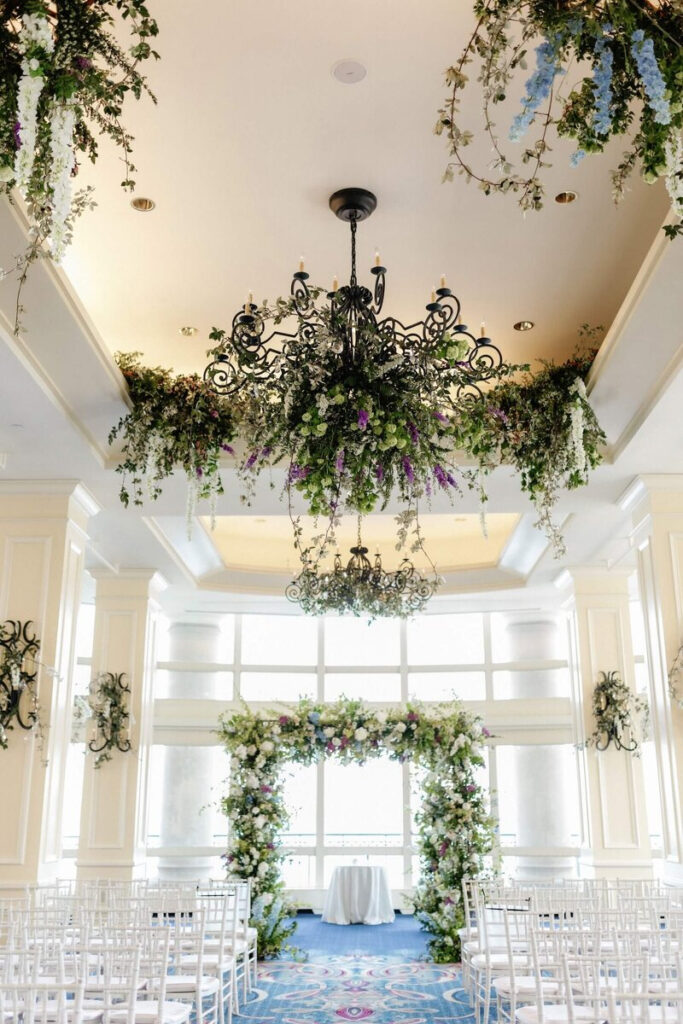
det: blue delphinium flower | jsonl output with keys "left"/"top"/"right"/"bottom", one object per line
{"left": 509, "top": 36, "right": 565, "bottom": 142}
{"left": 630, "top": 29, "right": 671, "bottom": 125}
{"left": 570, "top": 149, "right": 586, "bottom": 166}
{"left": 593, "top": 31, "right": 614, "bottom": 136}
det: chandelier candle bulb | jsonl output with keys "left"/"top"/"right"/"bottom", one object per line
{"left": 375, "top": 251, "right": 381, "bottom": 267}
{"left": 440, "top": 274, "right": 447, "bottom": 289}
{"left": 299, "top": 256, "right": 305, "bottom": 273}
{"left": 480, "top": 321, "right": 486, "bottom": 338}
{"left": 332, "top": 276, "right": 339, "bottom": 292}
{"left": 431, "top": 286, "right": 437, "bottom": 303}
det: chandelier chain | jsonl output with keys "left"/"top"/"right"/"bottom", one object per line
{"left": 350, "top": 215, "right": 358, "bottom": 287}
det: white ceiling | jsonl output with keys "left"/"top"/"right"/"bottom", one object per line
{"left": 59, "top": 0, "right": 670, "bottom": 375}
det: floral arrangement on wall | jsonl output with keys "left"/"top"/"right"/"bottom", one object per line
{"left": 75, "top": 671, "right": 133, "bottom": 768}
{"left": 0, "top": 619, "right": 44, "bottom": 751}
{"left": 436, "top": 1, "right": 683, "bottom": 239}
{"left": 667, "top": 640, "right": 683, "bottom": 707}
{"left": 109, "top": 352, "right": 240, "bottom": 530}
{"left": 217, "top": 696, "right": 495, "bottom": 961}
{"left": 580, "top": 669, "right": 650, "bottom": 756}
{"left": 0, "top": 0, "right": 159, "bottom": 326}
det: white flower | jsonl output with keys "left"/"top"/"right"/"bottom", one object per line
{"left": 665, "top": 130, "right": 683, "bottom": 217}
{"left": 375, "top": 709, "right": 388, "bottom": 724}
{"left": 13, "top": 12, "right": 54, "bottom": 191}
{"left": 261, "top": 892, "right": 273, "bottom": 906}
{"left": 395, "top": 722, "right": 406, "bottom": 734}
{"left": 323, "top": 727, "right": 335, "bottom": 738}
{"left": 0, "top": 164, "right": 14, "bottom": 183}
{"left": 257, "top": 862, "right": 268, "bottom": 877}
{"left": 247, "top": 745, "right": 257, "bottom": 755}
{"left": 235, "top": 745, "right": 247, "bottom": 760}
{"left": 261, "top": 740, "right": 274, "bottom": 753}
{"left": 245, "top": 773, "right": 259, "bottom": 788}
{"left": 354, "top": 727, "right": 368, "bottom": 741}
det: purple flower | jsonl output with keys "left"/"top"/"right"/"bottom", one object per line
{"left": 196, "top": 467, "right": 203, "bottom": 478}
{"left": 374, "top": 463, "right": 384, "bottom": 483}
{"left": 482, "top": 726, "right": 491, "bottom": 738}
{"left": 433, "top": 411, "right": 449, "bottom": 424}
{"left": 221, "top": 444, "right": 235, "bottom": 454}
{"left": 446, "top": 471, "right": 459, "bottom": 489}
{"left": 245, "top": 451, "right": 258, "bottom": 470}
{"left": 402, "top": 456, "right": 415, "bottom": 484}
{"left": 260, "top": 785, "right": 272, "bottom": 794}
{"left": 288, "top": 464, "right": 310, "bottom": 484}
{"left": 434, "top": 464, "right": 448, "bottom": 488}
{"left": 488, "top": 406, "right": 510, "bottom": 427}
{"left": 466, "top": 784, "right": 477, "bottom": 793}
{"left": 425, "top": 478, "right": 432, "bottom": 498}
{"left": 13, "top": 121, "right": 21, "bottom": 148}
{"left": 266, "top": 843, "right": 275, "bottom": 850}
{"left": 335, "top": 450, "right": 345, "bottom": 474}
{"left": 357, "top": 409, "right": 369, "bottom": 430}
{"left": 408, "top": 422, "right": 419, "bottom": 445}
{"left": 407, "top": 712, "right": 419, "bottom": 722}
{"left": 444, "top": 896, "right": 453, "bottom": 906}
{"left": 438, "top": 842, "right": 449, "bottom": 856}
{"left": 278, "top": 715, "right": 290, "bottom": 726}
{"left": 75, "top": 56, "right": 92, "bottom": 70}
{"left": 261, "top": 446, "right": 272, "bottom": 457}
{"left": 210, "top": 409, "right": 219, "bottom": 419}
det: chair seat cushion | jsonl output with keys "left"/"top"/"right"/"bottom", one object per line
{"left": 110, "top": 1000, "right": 191, "bottom": 1024}
{"left": 471, "top": 953, "right": 529, "bottom": 969}
{"left": 494, "top": 976, "right": 560, "bottom": 997}
{"left": 516, "top": 1005, "right": 603, "bottom": 1024}
{"left": 151, "top": 976, "right": 220, "bottom": 996}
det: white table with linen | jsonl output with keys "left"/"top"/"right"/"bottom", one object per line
{"left": 321, "top": 865, "right": 395, "bottom": 925}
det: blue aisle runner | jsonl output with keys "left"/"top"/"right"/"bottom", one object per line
{"left": 288, "top": 913, "right": 433, "bottom": 958}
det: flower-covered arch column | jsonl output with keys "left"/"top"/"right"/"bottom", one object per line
{"left": 217, "top": 697, "right": 495, "bottom": 961}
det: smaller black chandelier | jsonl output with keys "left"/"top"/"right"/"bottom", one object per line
{"left": 286, "top": 526, "right": 440, "bottom": 619}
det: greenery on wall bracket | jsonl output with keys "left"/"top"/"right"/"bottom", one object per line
{"left": 0, "top": 619, "right": 45, "bottom": 751}
{"left": 579, "top": 669, "right": 650, "bottom": 756}
{"left": 75, "top": 671, "right": 133, "bottom": 768}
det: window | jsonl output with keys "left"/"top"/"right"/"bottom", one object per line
{"left": 407, "top": 613, "right": 484, "bottom": 665}
{"left": 325, "top": 617, "right": 400, "bottom": 666}
{"left": 325, "top": 672, "right": 401, "bottom": 702}
{"left": 241, "top": 614, "right": 317, "bottom": 665}
{"left": 324, "top": 759, "right": 404, "bottom": 847}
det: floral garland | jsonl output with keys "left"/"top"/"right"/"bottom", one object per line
{"left": 75, "top": 672, "right": 133, "bottom": 768}
{"left": 449, "top": 348, "right": 605, "bottom": 556}
{"left": 109, "top": 352, "right": 240, "bottom": 535}
{"left": 217, "top": 697, "right": 495, "bottom": 962}
{"left": 579, "top": 670, "right": 650, "bottom": 756}
{"left": 1, "top": 0, "right": 159, "bottom": 326}
{"left": 437, "top": 1, "right": 683, "bottom": 239}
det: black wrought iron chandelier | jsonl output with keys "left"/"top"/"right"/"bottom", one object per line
{"left": 204, "top": 187, "right": 503, "bottom": 394}
{"left": 0, "top": 620, "right": 40, "bottom": 744}
{"left": 286, "top": 523, "right": 440, "bottom": 619}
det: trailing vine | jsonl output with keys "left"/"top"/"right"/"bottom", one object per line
{"left": 437, "top": 1, "right": 683, "bottom": 239}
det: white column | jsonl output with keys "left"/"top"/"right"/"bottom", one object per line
{"left": 503, "top": 614, "right": 576, "bottom": 879}
{"left": 77, "top": 571, "right": 165, "bottom": 881}
{"left": 571, "top": 569, "right": 652, "bottom": 878}
{"left": 157, "top": 622, "right": 222, "bottom": 880}
{"left": 0, "top": 482, "right": 98, "bottom": 889}
{"left": 626, "top": 477, "right": 683, "bottom": 885}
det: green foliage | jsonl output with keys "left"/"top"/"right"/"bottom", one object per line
{"left": 217, "top": 697, "right": 496, "bottom": 961}
{"left": 450, "top": 349, "right": 605, "bottom": 554}
{"left": 579, "top": 670, "right": 650, "bottom": 756}
{"left": 109, "top": 352, "right": 240, "bottom": 512}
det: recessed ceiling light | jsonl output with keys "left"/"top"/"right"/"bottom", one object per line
{"left": 179, "top": 326, "right": 198, "bottom": 337}
{"left": 130, "top": 196, "right": 155, "bottom": 212}
{"left": 513, "top": 320, "right": 535, "bottom": 331}
{"left": 554, "top": 190, "right": 578, "bottom": 204}
{"left": 332, "top": 59, "right": 367, "bottom": 84}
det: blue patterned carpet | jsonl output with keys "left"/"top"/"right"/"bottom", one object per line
{"left": 241, "top": 957, "right": 473, "bottom": 1024}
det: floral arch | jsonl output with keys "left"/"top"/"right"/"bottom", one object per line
{"left": 217, "top": 696, "right": 495, "bottom": 961}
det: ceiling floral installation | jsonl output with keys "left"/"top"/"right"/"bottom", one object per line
{"left": 0, "top": 0, "right": 159, "bottom": 326}
{"left": 437, "top": 0, "right": 683, "bottom": 238}
{"left": 217, "top": 697, "right": 495, "bottom": 961}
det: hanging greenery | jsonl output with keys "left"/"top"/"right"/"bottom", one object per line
{"left": 0, "top": 0, "right": 159, "bottom": 326}
{"left": 579, "top": 669, "right": 650, "bottom": 756}
{"left": 217, "top": 696, "right": 495, "bottom": 962}
{"left": 436, "top": 1, "right": 683, "bottom": 239}
{"left": 110, "top": 343, "right": 605, "bottom": 562}
{"left": 449, "top": 347, "right": 606, "bottom": 556}
{"left": 109, "top": 352, "right": 241, "bottom": 531}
